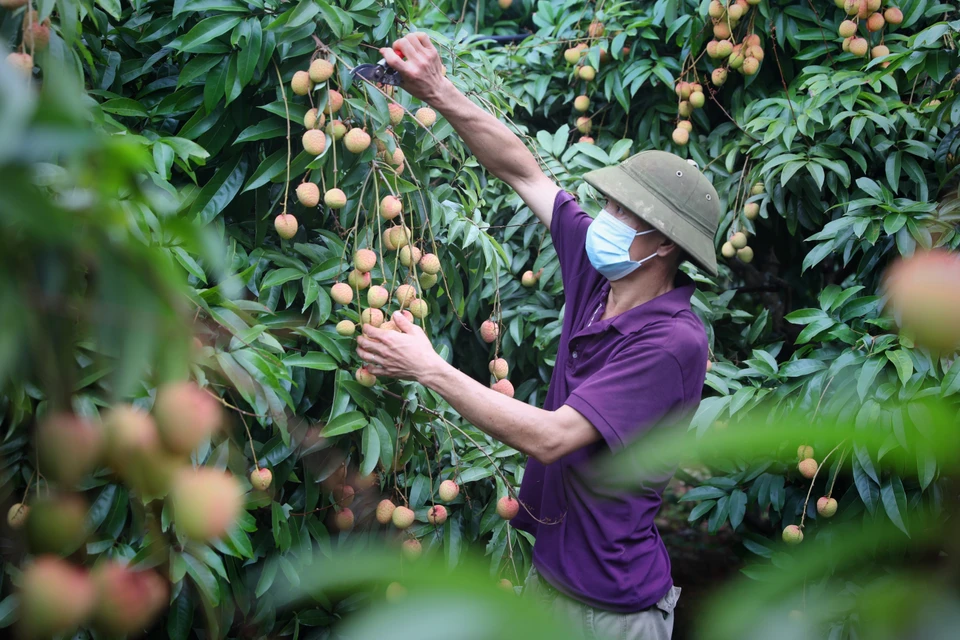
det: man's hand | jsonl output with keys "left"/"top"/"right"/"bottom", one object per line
{"left": 378, "top": 33, "right": 449, "bottom": 105}
{"left": 356, "top": 311, "right": 446, "bottom": 382}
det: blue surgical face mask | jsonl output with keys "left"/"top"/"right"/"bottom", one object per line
{"left": 585, "top": 209, "right": 659, "bottom": 281}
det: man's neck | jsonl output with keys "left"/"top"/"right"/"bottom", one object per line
{"left": 603, "top": 270, "right": 676, "bottom": 319}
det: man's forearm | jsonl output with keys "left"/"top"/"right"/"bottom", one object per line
{"left": 429, "top": 81, "right": 540, "bottom": 187}
{"left": 418, "top": 358, "right": 558, "bottom": 463}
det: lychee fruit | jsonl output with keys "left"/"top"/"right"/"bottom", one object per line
{"left": 348, "top": 269, "right": 371, "bottom": 290}
{"left": 742, "top": 57, "right": 760, "bottom": 76}
{"left": 884, "top": 6, "right": 903, "bottom": 25}
{"left": 415, "top": 107, "right": 437, "bottom": 127}
{"left": 872, "top": 45, "right": 890, "bottom": 62}
{"left": 849, "top": 37, "right": 869, "bottom": 57}
{"left": 380, "top": 195, "right": 402, "bottom": 220}
{"left": 713, "top": 20, "right": 731, "bottom": 40}
{"left": 344, "top": 128, "right": 372, "bottom": 153}
{"left": 577, "top": 65, "right": 596, "bottom": 81}
{"left": 389, "top": 225, "right": 412, "bottom": 249}
{"left": 409, "top": 299, "right": 429, "bottom": 319}
{"left": 575, "top": 116, "right": 592, "bottom": 134}
{"left": 18, "top": 556, "right": 97, "bottom": 639}
{"left": 7, "top": 503, "right": 29, "bottom": 528}
{"left": 798, "top": 458, "right": 819, "bottom": 479}
{"left": 480, "top": 320, "right": 499, "bottom": 343}
{"left": 388, "top": 103, "right": 404, "bottom": 125}
{"left": 744, "top": 202, "right": 760, "bottom": 219}
{"left": 491, "top": 379, "right": 515, "bottom": 397}
{"left": 309, "top": 59, "right": 334, "bottom": 83}
{"left": 275, "top": 214, "right": 298, "bottom": 239}
{"left": 721, "top": 242, "right": 736, "bottom": 258}
{"left": 438, "top": 480, "right": 459, "bottom": 502}
{"left": 376, "top": 499, "right": 396, "bottom": 525}
{"left": 689, "top": 90, "right": 705, "bottom": 108}
{"left": 711, "top": 68, "right": 727, "bottom": 86}
{"left": 866, "top": 12, "right": 885, "bottom": 32}
{"left": 385, "top": 582, "right": 407, "bottom": 602}
{"left": 324, "top": 89, "right": 343, "bottom": 115}
{"left": 296, "top": 182, "right": 321, "bottom": 207}
{"left": 563, "top": 47, "right": 582, "bottom": 64}
{"left": 291, "top": 70, "right": 313, "bottom": 96}
{"left": 401, "top": 538, "right": 422, "bottom": 560}
{"left": 420, "top": 272, "right": 439, "bottom": 289}
{"left": 817, "top": 496, "right": 838, "bottom": 518}
{"left": 37, "top": 413, "right": 103, "bottom": 486}
{"left": 743, "top": 34, "right": 761, "bottom": 48}
{"left": 392, "top": 505, "right": 415, "bottom": 529}
{"left": 676, "top": 82, "right": 691, "bottom": 99}
{"left": 521, "top": 270, "right": 538, "bottom": 287}
{"left": 250, "top": 468, "right": 273, "bottom": 491}
{"left": 6, "top": 52, "right": 34, "bottom": 76}
{"left": 750, "top": 181, "right": 764, "bottom": 195}
{"left": 671, "top": 128, "right": 689, "bottom": 146}
{"left": 23, "top": 22, "right": 50, "bottom": 51}
{"left": 356, "top": 367, "right": 377, "bottom": 387}
{"left": 427, "top": 505, "right": 448, "bottom": 525}
{"left": 838, "top": 20, "right": 857, "bottom": 38}
{"left": 102, "top": 405, "right": 161, "bottom": 473}
{"left": 497, "top": 496, "right": 519, "bottom": 520}
{"left": 588, "top": 20, "right": 605, "bottom": 37}
{"left": 499, "top": 578, "right": 514, "bottom": 591}
{"left": 354, "top": 248, "right": 377, "bottom": 272}
{"left": 797, "top": 445, "right": 814, "bottom": 460}
{"left": 419, "top": 253, "right": 441, "bottom": 274}
{"left": 881, "top": 249, "right": 960, "bottom": 351}
{"left": 676, "top": 120, "right": 693, "bottom": 133}
{"left": 573, "top": 95, "right": 591, "bottom": 112}
{"left": 26, "top": 495, "right": 89, "bottom": 555}
{"left": 388, "top": 147, "right": 405, "bottom": 166}
{"left": 153, "top": 381, "right": 223, "bottom": 456}
{"left": 737, "top": 246, "right": 754, "bottom": 263}
{"left": 394, "top": 284, "right": 417, "bottom": 308}
{"left": 367, "top": 285, "right": 389, "bottom": 308}
{"left": 782, "top": 524, "right": 803, "bottom": 545}
{"left": 579, "top": 136, "right": 595, "bottom": 144}
{"left": 708, "top": 1, "right": 725, "bottom": 18}
{"left": 730, "top": 231, "right": 748, "bottom": 249}
{"left": 361, "top": 308, "right": 385, "bottom": 327}
{"left": 302, "top": 129, "right": 327, "bottom": 155}
{"left": 326, "top": 119, "right": 347, "bottom": 139}
{"left": 304, "top": 108, "right": 324, "bottom": 129}
{"left": 324, "top": 188, "right": 347, "bottom": 209}
{"left": 716, "top": 39, "right": 733, "bottom": 58}
{"left": 330, "top": 282, "right": 353, "bottom": 305}
{"left": 334, "top": 508, "right": 355, "bottom": 531}
{"left": 380, "top": 320, "right": 398, "bottom": 332}
{"left": 336, "top": 320, "right": 356, "bottom": 336}
{"left": 90, "top": 561, "right": 168, "bottom": 636}
{"left": 171, "top": 467, "right": 243, "bottom": 540}
{"left": 489, "top": 358, "right": 509, "bottom": 380}
{"left": 399, "top": 245, "right": 422, "bottom": 267}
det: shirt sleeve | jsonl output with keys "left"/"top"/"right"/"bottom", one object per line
{"left": 549, "top": 190, "right": 600, "bottom": 303}
{"left": 564, "top": 343, "right": 685, "bottom": 452}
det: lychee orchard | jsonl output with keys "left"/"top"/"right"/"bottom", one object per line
{"left": 2, "top": 0, "right": 959, "bottom": 639}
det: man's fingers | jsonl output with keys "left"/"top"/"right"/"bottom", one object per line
{"left": 378, "top": 48, "right": 410, "bottom": 73}
{"left": 392, "top": 37, "right": 422, "bottom": 63}
{"left": 413, "top": 32, "right": 433, "bottom": 51}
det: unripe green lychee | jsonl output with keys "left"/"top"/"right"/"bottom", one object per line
{"left": 563, "top": 48, "right": 582, "bottom": 64}
{"left": 689, "top": 90, "right": 705, "bottom": 108}
{"left": 676, "top": 81, "right": 691, "bottom": 99}
{"left": 711, "top": 68, "right": 727, "bottom": 86}
{"left": 496, "top": 496, "right": 519, "bottom": 519}
{"left": 361, "top": 308, "right": 385, "bottom": 327}
{"left": 330, "top": 282, "right": 353, "bottom": 305}
{"left": 408, "top": 299, "right": 429, "bottom": 319}
{"left": 380, "top": 195, "right": 402, "bottom": 220}
{"left": 782, "top": 524, "right": 803, "bottom": 545}
{"left": 798, "top": 458, "right": 819, "bottom": 479}
{"left": 750, "top": 181, "right": 764, "bottom": 195}
{"left": 395, "top": 284, "right": 417, "bottom": 308}
{"left": 730, "top": 231, "right": 748, "bottom": 249}
{"left": 291, "top": 70, "right": 313, "bottom": 96}
{"left": 721, "top": 241, "right": 736, "bottom": 258}
{"left": 521, "top": 270, "right": 537, "bottom": 287}
{"left": 798, "top": 445, "right": 814, "bottom": 460}
{"left": 573, "top": 95, "right": 590, "bottom": 112}
{"left": 344, "top": 128, "right": 372, "bottom": 153}
{"left": 91, "top": 561, "right": 168, "bottom": 636}
{"left": 399, "top": 245, "right": 422, "bottom": 267}
{"left": 499, "top": 578, "right": 514, "bottom": 591}
{"left": 427, "top": 505, "right": 448, "bottom": 525}
{"left": 392, "top": 505, "right": 415, "bottom": 529}
{"left": 7, "top": 503, "right": 29, "bottom": 528}
{"left": 304, "top": 108, "right": 325, "bottom": 130}
{"left": 388, "top": 147, "right": 405, "bottom": 166}
{"left": 324, "top": 188, "right": 347, "bottom": 209}
{"left": 388, "top": 103, "right": 404, "bottom": 125}
{"left": 171, "top": 467, "right": 243, "bottom": 540}
{"left": 348, "top": 269, "right": 371, "bottom": 290}
{"left": 480, "top": 320, "right": 499, "bottom": 343}
{"left": 838, "top": 20, "right": 858, "bottom": 38}
{"left": 324, "top": 89, "right": 343, "bottom": 115}
{"left": 744, "top": 202, "right": 760, "bottom": 220}
{"left": 415, "top": 107, "right": 437, "bottom": 127}
{"left": 578, "top": 65, "right": 596, "bottom": 81}
{"left": 716, "top": 39, "right": 733, "bottom": 58}
{"left": 420, "top": 272, "right": 439, "bottom": 289}
{"left": 389, "top": 225, "right": 412, "bottom": 249}
{"left": 296, "top": 182, "right": 320, "bottom": 207}
{"left": 27, "top": 494, "right": 89, "bottom": 555}
{"left": 385, "top": 582, "right": 407, "bottom": 602}
{"left": 367, "top": 285, "right": 389, "bottom": 309}
{"left": 489, "top": 358, "right": 509, "bottom": 380}
{"left": 19, "top": 556, "right": 96, "bottom": 640}
{"left": 275, "top": 214, "right": 298, "bottom": 239}
{"left": 250, "top": 468, "right": 273, "bottom": 491}
{"left": 575, "top": 116, "right": 592, "bottom": 134}
{"left": 376, "top": 499, "right": 396, "bottom": 525}
{"left": 401, "top": 538, "right": 422, "bottom": 560}
{"left": 737, "top": 246, "right": 754, "bottom": 263}
{"left": 336, "top": 320, "right": 356, "bottom": 336}
{"left": 309, "top": 59, "right": 334, "bottom": 83}
{"left": 672, "top": 128, "right": 689, "bottom": 146}
{"left": 677, "top": 120, "right": 693, "bottom": 133}
{"left": 438, "top": 480, "right": 459, "bottom": 502}
{"left": 37, "top": 413, "right": 103, "bottom": 486}
{"left": 154, "top": 381, "right": 223, "bottom": 456}
{"left": 326, "top": 119, "right": 347, "bottom": 140}
{"left": 817, "top": 496, "right": 838, "bottom": 518}
{"left": 491, "top": 379, "right": 515, "bottom": 397}
{"left": 729, "top": 48, "right": 746, "bottom": 70}
{"left": 302, "top": 129, "right": 327, "bottom": 155}
{"left": 354, "top": 248, "right": 377, "bottom": 272}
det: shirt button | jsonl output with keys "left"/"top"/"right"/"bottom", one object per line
{"left": 572, "top": 351, "right": 579, "bottom": 359}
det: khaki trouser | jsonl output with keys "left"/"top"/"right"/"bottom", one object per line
{"left": 523, "top": 566, "right": 680, "bottom": 640}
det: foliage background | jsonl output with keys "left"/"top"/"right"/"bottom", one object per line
{"left": 1, "top": 0, "right": 959, "bottom": 638}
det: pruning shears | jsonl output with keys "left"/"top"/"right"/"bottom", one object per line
{"left": 351, "top": 51, "right": 404, "bottom": 86}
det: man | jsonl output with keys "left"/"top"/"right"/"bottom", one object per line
{"left": 356, "top": 33, "right": 721, "bottom": 640}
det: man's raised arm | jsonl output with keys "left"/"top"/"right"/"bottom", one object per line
{"left": 379, "top": 33, "right": 560, "bottom": 228}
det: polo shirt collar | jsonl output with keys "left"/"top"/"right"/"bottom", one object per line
{"left": 584, "top": 273, "right": 696, "bottom": 336}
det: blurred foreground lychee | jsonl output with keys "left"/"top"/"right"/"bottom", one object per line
{"left": 37, "top": 413, "right": 103, "bottom": 486}
{"left": 882, "top": 249, "right": 960, "bottom": 352}
{"left": 154, "top": 381, "right": 223, "bottom": 455}
{"left": 385, "top": 582, "right": 407, "bottom": 602}
{"left": 798, "top": 445, "right": 814, "bottom": 460}
{"left": 26, "top": 494, "right": 89, "bottom": 555}
{"left": 91, "top": 561, "right": 168, "bottom": 636}
{"left": 19, "top": 556, "right": 96, "bottom": 640}
{"left": 171, "top": 467, "right": 243, "bottom": 540}
{"left": 497, "top": 496, "right": 519, "bottom": 520}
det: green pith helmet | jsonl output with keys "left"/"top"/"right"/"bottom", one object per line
{"left": 583, "top": 150, "right": 722, "bottom": 277}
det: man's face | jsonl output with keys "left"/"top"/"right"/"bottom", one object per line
{"left": 604, "top": 198, "right": 662, "bottom": 263}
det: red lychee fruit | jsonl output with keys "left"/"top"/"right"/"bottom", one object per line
{"left": 491, "top": 379, "right": 515, "bottom": 397}
{"left": 6, "top": 52, "right": 34, "bottom": 76}
{"left": 838, "top": 19, "right": 857, "bottom": 38}
{"left": 579, "top": 136, "right": 595, "bottom": 144}
{"left": 18, "top": 556, "right": 96, "bottom": 639}
{"left": 296, "top": 182, "right": 321, "bottom": 207}
{"left": 489, "top": 358, "right": 509, "bottom": 380}
{"left": 399, "top": 245, "right": 422, "bottom": 268}
{"left": 744, "top": 202, "right": 760, "bottom": 219}
{"left": 309, "top": 59, "right": 334, "bottom": 83}
{"left": 330, "top": 282, "right": 353, "bottom": 305}
{"left": 37, "top": 412, "right": 103, "bottom": 486}
{"left": 782, "top": 524, "right": 803, "bottom": 545}
{"left": 817, "top": 496, "right": 838, "bottom": 518}
{"left": 881, "top": 249, "right": 960, "bottom": 352}
{"left": 575, "top": 116, "right": 592, "bottom": 134}
{"left": 324, "top": 89, "right": 343, "bottom": 115}
{"left": 354, "top": 248, "right": 377, "bottom": 272}
{"left": 427, "top": 505, "right": 448, "bottom": 525}
{"left": 587, "top": 21, "right": 605, "bottom": 38}
{"left": 497, "top": 496, "right": 519, "bottom": 520}
{"left": 171, "top": 467, "right": 243, "bottom": 540}
{"left": 438, "top": 480, "right": 459, "bottom": 502}
{"left": 304, "top": 108, "right": 324, "bottom": 130}
{"left": 480, "top": 320, "right": 499, "bottom": 343}
{"left": 250, "top": 468, "right": 273, "bottom": 491}
{"left": 849, "top": 37, "right": 869, "bottom": 57}
{"left": 334, "top": 508, "right": 355, "bottom": 531}
{"left": 798, "top": 458, "right": 819, "bottom": 479}
{"left": 153, "top": 381, "right": 223, "bottom": 456}
{"left": 711, "top": 68, "right": 727, "bottom": 86}
{"left": 23, "top": 22, "right": 50, "bottom": 51}
{"left": 361, "top": 308, "right": 385, "bottom": 327}
{"left": 884, "top": 6, "right": 903, "bottom": 25}
{"left": 671, "top": 128, "right": 689, "bottom": 146}
{"left": 419, "top": 253, "right": 441, "bottom": 274}
{"left": 380, "top": 195, "right": 402, "bottom": 220}
{"left": 275, "top": 213, "right": 298, "bottom": 239}
{"left": 348, "top": 269, "right": 371, "bottom": 290}
{"left": 573, "top": 95, "right": 590, "bottom": 112}
{"left": 392, "top": 505, "right": 415, "bottom": 529}
{"left": 376, "top": 499, "right": 397, "bottom": 525}
{"left": 521, "top": 270, "right": 538, "bottom": 287}
{"left": 367, "top": 285, "right": 389, "bottom": 308}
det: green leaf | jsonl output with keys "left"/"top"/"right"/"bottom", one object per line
{"left": 94, "top": 0, "right": 121, "bottom": 19}
{"left": 941, "top": 358, "right": 960, "bottom": 397}
{"left": 178, "top": 16, "right": 244, "bottom": 53}
{"left": 255, "top": 557, "right": 278, "bottom": 597}
{"left": 188, "top": 154, "right": 246, "bottom": 225}
{"left": 728, "top": 490, "right": 747, "bottom": 530}
{"left": 885, "top": 350, "right": 913, "bottom": 386}
{"left": 360, "top": 424, "right": 380, "bottom": 477}
{"left": 678, "top": 486, "right": 727, "bottom": 502}
{"left": 285, "top": 352, "right": 338, "bottom": 371}
{"left": 320, "top": 411, "right": 367, "bottom": 437}
{"left": 166, "top": 587, "right": 193, "bottom": 640}
{"left": 687, "top": 499, "right": 716, "bottom": 521}
{"left": 100, "top": 98, "right": 149, "bottom": 118}
{"left": 857, "top": 357, "right": 886, "bottom": 401}
{"left": 0, "top": 594, "right": 19, "bottom": 629}
{"left": 880, "top": 476, "right": 910, "bottom": 537}
{"left": 183, "top": 552, "right": 220, "bottom": 605}
{"left": 261, "top": 268, "right": 306, "bottom": 289}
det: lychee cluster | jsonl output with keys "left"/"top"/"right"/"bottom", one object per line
{"left": 835, "top": 2, "right": 902, "bottom": 62}
{"left": 720, "top": 181, "right": 763, "bottom": 263}
{"left": 561, "top": 18, "right": 625, "bottom": 144}
{"left": 671, "top": 80, "right": 706, "bottom": 146}
{"left": 704, "top": 2, "right": 765, "bottom": 90}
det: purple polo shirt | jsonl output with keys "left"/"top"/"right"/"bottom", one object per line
{"left": 513, "top": 190, "right": 708, "bottom": 613}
